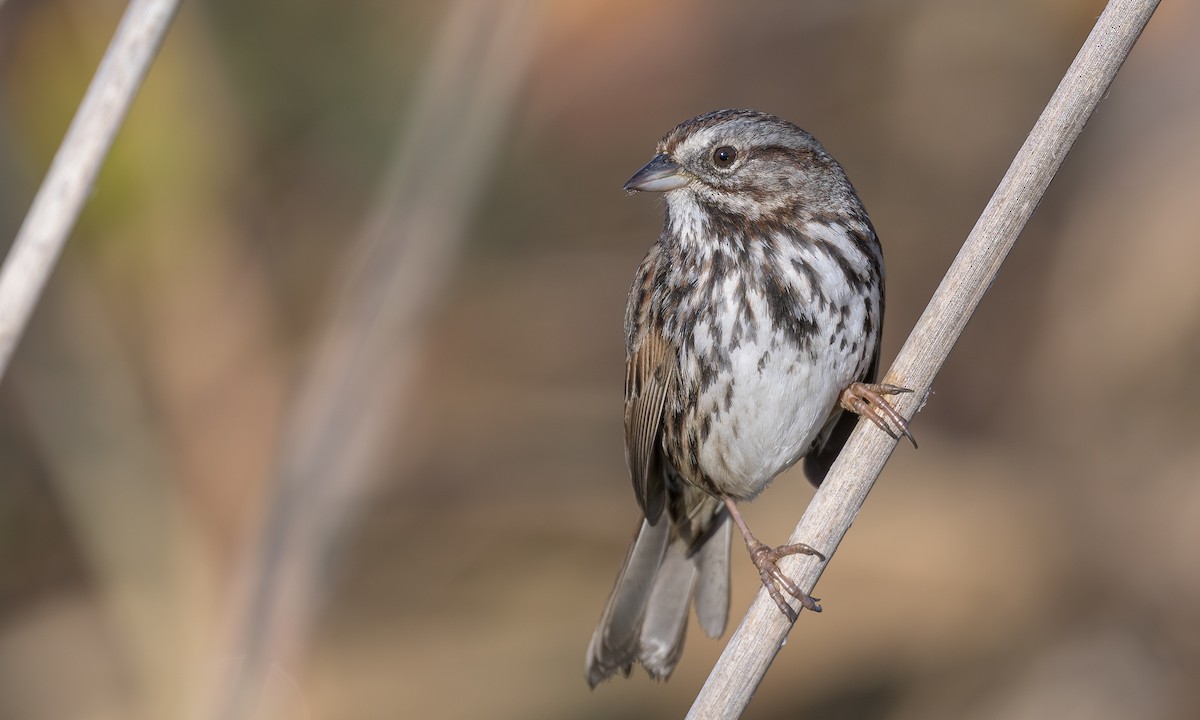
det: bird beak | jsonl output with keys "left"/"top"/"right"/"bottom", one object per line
{"left": 624, "top": 154, "right": 689, "bottom": 192}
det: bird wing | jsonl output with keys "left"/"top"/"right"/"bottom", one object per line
{"left": 625, "top": 329, "right": 675, "bottom": 522}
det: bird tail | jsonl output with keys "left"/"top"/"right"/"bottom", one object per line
{"left": 585, "top": 511, "right": 730, "bottom": 687}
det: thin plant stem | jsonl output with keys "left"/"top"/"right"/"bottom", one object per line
{"left": 0, "top": 0, "right": 181, "bottom": 381}
{"left": 202, "top": 3, "right": 537, "bottom": 719}
{"left": 687, "top": 0, "right": 1161, "bottom": 717}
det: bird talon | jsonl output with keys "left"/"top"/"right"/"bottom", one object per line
{"left": 841, "top": 382, "right": 918, "bottom": 449}
{"left": 744, "top": 535, "right": 823, "bottom": 617}
{"left": 867, "top": 414, "right": 901, "bottom": 440}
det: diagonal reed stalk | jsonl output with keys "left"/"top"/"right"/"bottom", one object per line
{"left": 202, "top": 3, "right": 537, "bottom": 719}
{"left": 0, "top": 0, "right": 181, "bottom": 382}
{"left": 687, "top": 1, "right": 1161, "bottom": 717}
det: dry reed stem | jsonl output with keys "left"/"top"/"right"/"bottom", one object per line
{"left": 687, "top": 1, "right": 1161, "bottom": 717}
{"left": 203, "top": 3, "right": 537, "bottom": 719}
{"left": 0, "top": 0, "right": 181, "bottom": 381}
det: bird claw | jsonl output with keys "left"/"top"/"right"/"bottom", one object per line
{"left": 749, "top": 541, "right": 824, "bottom": 620}
{"left": 841, "top": 382, "right": 917, "bottom": 448}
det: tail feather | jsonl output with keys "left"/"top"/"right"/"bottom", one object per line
{"left": 638, "top": 541, "right": 697, "bottom": 678}
{"left": 586, "top": 512, "right": 731, "bottom": 687}
{"left": 692, "top": 510, "right": 730, "bottom": 638}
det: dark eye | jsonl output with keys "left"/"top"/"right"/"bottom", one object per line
{"left": 712, "top": 145, "right": 738, "bottom": 168}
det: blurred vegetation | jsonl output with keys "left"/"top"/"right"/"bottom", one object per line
{"left": 1, "top": 0, "right": 1198, "bottom": 719}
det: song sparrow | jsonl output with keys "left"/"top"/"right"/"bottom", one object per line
{"left": 586, "top": 109, "right": 913, "bottom": 687}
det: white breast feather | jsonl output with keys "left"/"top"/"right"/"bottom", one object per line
{"left": 695, "top": 230, "right": 872, "bottom": 499}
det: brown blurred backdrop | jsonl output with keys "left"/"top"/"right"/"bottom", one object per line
{"left": 1, "top": 1, "right": 1198, "bottom": 718}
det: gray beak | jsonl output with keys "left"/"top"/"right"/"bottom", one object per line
{"left": 623, "top": 154, "right": 689, "bottom": 192}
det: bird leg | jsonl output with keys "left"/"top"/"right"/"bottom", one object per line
{"left": 722, "top": 496, "right": 824, "bottom": 622}
{"left": 840, "top": 382, "right": 917, "bottom": 448}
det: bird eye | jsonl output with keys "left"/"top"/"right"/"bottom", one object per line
{"left": 712, "top": 145, "right": 738, "bottom": 168}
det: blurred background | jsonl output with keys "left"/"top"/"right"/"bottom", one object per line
{"left": 1, "top": 0, "right": 1198, "bottom": 718}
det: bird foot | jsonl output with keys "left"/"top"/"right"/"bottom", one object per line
{"left": 841, "top": 382, "right": 917, "bottom": 448}
{"left": 748, "top": 540, "right": 825, "bottom": 621}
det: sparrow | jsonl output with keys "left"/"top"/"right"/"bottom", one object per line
{"left": 586, "top": 109, "right": 912, "bottom": 687}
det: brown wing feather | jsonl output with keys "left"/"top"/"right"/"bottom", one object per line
{"left": 624, "top": 330, "right": 675, "bottom": 522}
